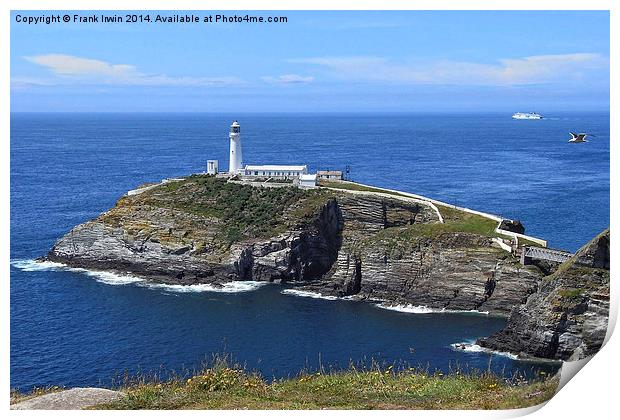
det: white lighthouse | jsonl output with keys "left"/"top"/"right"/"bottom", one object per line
{"left": 228, "top": 120, "right": 243, "bottom": 174}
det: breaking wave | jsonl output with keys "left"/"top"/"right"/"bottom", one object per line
{"left": 10, "top": 259, "right": 265, "bottom": 293}
{"left": 375, "top": 303, "right": 435, "bottom": 313}
{"left": 280, "top": 289, "right": 342, "bottom": 301}
{"left": 375, "top": 303, "right": 490, "bottom": 315}
{"left": 148, "top": 281, "right": 265, "bottom": 294}
{"left": 10, "top": 259, "right": 67, "bottom": 272}
{"left": 450, "top": 341, "right": 519, "bottom": 360}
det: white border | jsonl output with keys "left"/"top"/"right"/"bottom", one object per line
{"left": 2, "top": 1, "right": 616, "bottom": 419}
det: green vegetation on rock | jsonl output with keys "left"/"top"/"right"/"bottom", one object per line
{"left": 556, "top": 288, "right": 584, "bottom": 298}
{"left": 155, "top": 176, "right": 307, "bottom": 242}
{"left": 101, "top": 177, "right": 526, "bottom": 252}
{"left": 435, "top": 205, "right": 498, "bottom": 235}
{"left": 102, "top": 175, "right": 335, "bottom": 246}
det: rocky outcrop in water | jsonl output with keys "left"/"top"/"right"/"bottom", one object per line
{"left": 478, "top": 229, "right": 610, "bottom": 360}
{"left": 46, "top": 175, "right": 543, "bottom": 318}
{"left": 48, "top": 194, "right": 344, "bottom": 286}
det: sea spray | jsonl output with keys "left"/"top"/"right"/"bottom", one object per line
{"left": 375, "top": 302, "right": 490, "bottom": 315}
{"left": 280, "top": 289, "right": 340, "bottom": 301}
{"left": 10, "top": 259, "right": 266, "bottom": 293}
{"left": 450, "top": 341, "right": 519, "bottom": 360}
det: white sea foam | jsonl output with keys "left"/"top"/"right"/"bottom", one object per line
{"left": 280, "top": 289, "right": 340, "bottom": 300}
{"left": 149, "top": 281, "right": 265, "bottom": 294}
{"left": 450, "top": 342, "right": 519, "bottom": 360}
{"left": 10, "top": 259, "right": 67, "bottom": 271}
{"left": 79, "top": 269, "right": 144, "bottom": 285}
{"left": 375, "top": 303, "right": 490, "bottom": 315}
{"left": 11, "top": 259, "right": 265, "bottom": 293}
{"left": 375, "top": 303, "right": 435, "bottom": 313}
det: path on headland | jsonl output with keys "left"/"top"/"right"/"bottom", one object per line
{"left": 323, "top": 181, "right": 547, "bottom": 248}
{"left": 11, "top": 388, "right": 125, "bottom": 410}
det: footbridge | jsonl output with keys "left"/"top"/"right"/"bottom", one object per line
{"left": 520, "top": 246, "right": 574, "bottom": 266}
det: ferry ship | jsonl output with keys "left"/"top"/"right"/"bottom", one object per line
{"left": 512, "top": 112, "right": 543, "bottom": 120}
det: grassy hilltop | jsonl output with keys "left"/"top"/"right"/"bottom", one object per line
{"left": 100, "top": 174, "right": 337, "bottom": 250}
{"left": 104, "top": 175, "right": 510, "bottom": 248}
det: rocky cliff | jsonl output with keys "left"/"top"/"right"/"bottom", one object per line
{"left": 48, "top": 176, "right": 344, "bottom": 285}
{"left": 46, "top": 175, "right": 544, "bottom": 318}
{"left": 478, "top": 229, "right": 610, "bottom": 361}
{"left": 298, "top": 198, "right": 541, "bottom": 316}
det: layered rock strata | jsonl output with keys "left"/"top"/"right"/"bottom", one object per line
{"left": 478, "top": 229, "right": 610, "bottom": 360}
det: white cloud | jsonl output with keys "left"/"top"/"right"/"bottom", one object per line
{"left": 261, "top": 74, "right": 315, "bottom": 84}
{"left": 289, "top": 53, "right": 608, "bottom": 86}
{"left": 24, "top": 54, "right": 137, "bottom": 77}
{"left": 22, "top": 54, "right": 243, "bottom": 87}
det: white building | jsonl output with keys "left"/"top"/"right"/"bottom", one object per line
{"left": 244, "top": 165, "right": 308, "bottom": 178}
{"left": 299, "top": 174, "right": 317, "bottom": 188}
{"left": 206, "top": 160, "right": 219, "bottom": 175}
{"left": 228, "top": 120, "right": 243, "bottom": 174}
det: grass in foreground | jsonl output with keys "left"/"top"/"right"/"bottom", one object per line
{"left": 94, "top": 362, "right": 558, "bottom": 410}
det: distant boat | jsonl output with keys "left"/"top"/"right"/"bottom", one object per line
{"left": 512, "top": 112, "right": 543, "bottom": 120}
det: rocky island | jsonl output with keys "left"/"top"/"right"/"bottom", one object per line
{"left": 44, "top": 175, "right": 610, "bottom": 362}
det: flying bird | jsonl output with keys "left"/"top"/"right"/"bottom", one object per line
{"left": 568, "top": 132, "right": 593, "bottom": 143}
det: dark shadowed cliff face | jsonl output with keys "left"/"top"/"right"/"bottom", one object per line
{"left": 46, "top": 175, "right": 543, "bottom": 318}
{"left": 478, "top": 229, "right": 610, "bottom": 361}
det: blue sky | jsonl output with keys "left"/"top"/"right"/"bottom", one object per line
{"left": 11, "top": 10, "right": 610, "bottom": 112}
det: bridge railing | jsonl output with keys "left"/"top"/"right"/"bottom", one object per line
{"left": 520, "top": 246, "right": 574, "bottom": 265}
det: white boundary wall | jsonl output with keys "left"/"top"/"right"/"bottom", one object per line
{"left": 496, "top": 228, "right": 547, "bottom": 247}
{"left": 327, "top": 181, "right": 547, "bottom": 247}
{"left": 126, "top": 178, "right": 186, "bottom": 196}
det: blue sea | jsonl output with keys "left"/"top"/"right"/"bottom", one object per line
{"left": 10, "top": 112, "right": 609, "bottom": 391}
